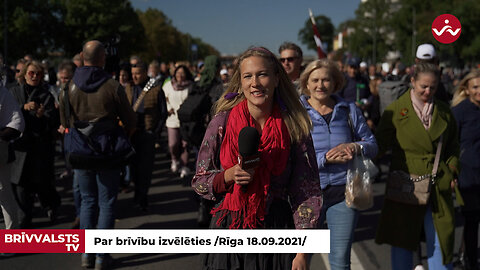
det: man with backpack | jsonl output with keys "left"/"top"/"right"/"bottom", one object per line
{"left": 59, "top": 40, "right": 136, "bottom": 269}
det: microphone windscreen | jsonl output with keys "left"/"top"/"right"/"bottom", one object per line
{"left": 238, "top": 126, "right": 260, "bottom": 157}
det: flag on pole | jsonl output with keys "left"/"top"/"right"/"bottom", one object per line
{"left": 309, "top": 8, "right": 326, "bottom": 59}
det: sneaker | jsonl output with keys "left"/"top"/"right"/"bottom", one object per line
{"left": 170, "top": 160, "right": 180, "bottom": 173}
{"left": 46, "top": 208, "right": 57, "bottom": 223}
{"left": 414, "top": 264, "right": 426, "bottom": 270}
{"left": 59, "top": 170, "right": 73, "bottom": 180}
{"left": 95, "top": 254, "right": 113, "bottom": 270}
{"left": 179, "top": 166, "right": 191, "bottom": 179}
{"left": 81, "top": 253, "right": 95, "bottom": 268}
{"left": 71, "top": 217, "right": 80, "bottom": 229}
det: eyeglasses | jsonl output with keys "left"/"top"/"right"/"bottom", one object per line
{"left": 27, "top": 71, "right": 42, "bottom": 77}
{"left": 279, "top": 57, "right": 298, "bottom": 63}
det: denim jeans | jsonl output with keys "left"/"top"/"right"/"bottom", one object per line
{"left": 74, "top": 169, "right": 120, "bottom": 230}
{"left": 391, "top": 207, "right": 453, "bottom": 270}
{"left": 73, "top": 174, "right": 81, "bottom": 218}
{"left": 326, "top": 200, "right": 359, "bottom": 270}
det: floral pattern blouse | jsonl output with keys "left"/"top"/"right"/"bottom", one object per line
{"left": 192, "top": 111, "right": 323, "bottom": 229}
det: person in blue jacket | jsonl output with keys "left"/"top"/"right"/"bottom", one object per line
{"left": 451, "top": 69, "right": 480, "bottom": 270}
{"left": 299, "top": 59, "right": 378, "bottom": 270}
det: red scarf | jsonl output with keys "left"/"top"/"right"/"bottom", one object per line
{"left": 212, "top": 99, "right": 291, "bottom": 228}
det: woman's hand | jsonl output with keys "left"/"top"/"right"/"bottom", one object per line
{"left": 224, "top": 164, "right": 255, "bottom": 187}
{"left": 168, "top": 108, "right": 175, "bottom": 116}
{"left": 325, "top": 143, "right": 358, "bottom": 163}
{"left": 57, "top": 125, "right": 65, "bottom": 134}
{"left": 24, "top": 101, "right": 38, "bottom": 111}
{"left": 292, "top": 253, "right": 309, "bottom": 270}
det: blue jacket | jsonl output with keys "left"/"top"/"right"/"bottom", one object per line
{"left": 452, "top": 98, "right": 480, "bottom": 187}
{"left": 300, "top": 95, "right": 378, "bottom": 189}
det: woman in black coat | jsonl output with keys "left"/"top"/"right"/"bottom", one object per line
{"left": 9, "top": 60, "right": 60, "bottom": 228}
{"left": 451, "top": 69, "right": 480, "bottom": 270}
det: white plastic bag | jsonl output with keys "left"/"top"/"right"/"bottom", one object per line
{"left": 345, "top": 149, "right": 378, "bottom": 210}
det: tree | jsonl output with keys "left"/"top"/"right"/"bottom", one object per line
{"left": 340, "top": 0, "right": 393, "bottom": 64}
{"left": 298, "top": 15, "right": 334, "bottom": 54}
{"left": 341, "top": 0, "right": 480, "bottom": 66}
{"left": 136, "top": 8, "right": 219, "bottom": 63}
{"left": 60, "top": 0, "right": 146, "bottom": 59}
{"left": 0, "top": 0, "right": 63, "bottom": 63}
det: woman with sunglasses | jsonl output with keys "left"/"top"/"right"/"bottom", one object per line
{"left": 192, "top": 47, "right": 322, "bottom": 270}
{"left": 8, "top": 60, "right": 60, "bottom": 228}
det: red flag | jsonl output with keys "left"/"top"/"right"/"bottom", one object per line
{"left": 309, "top": 9, "right": 326, "bottom": 59}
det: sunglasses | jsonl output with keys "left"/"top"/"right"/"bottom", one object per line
{"left": 15, "top": 69, "right": 21, "bottom": 73}
{"left": 27, "top": 71, "right": 42, "bottom": 77}
{"left": 279, "top": 57, "right": 298, "bottom": 63}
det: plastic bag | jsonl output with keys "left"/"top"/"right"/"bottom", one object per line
{"left": 345, "top": 149, "right": 378, "bottom": 210}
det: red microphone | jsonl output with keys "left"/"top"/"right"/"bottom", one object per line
{"left": 238, "top": 127, "right": 260, "bottom": 192}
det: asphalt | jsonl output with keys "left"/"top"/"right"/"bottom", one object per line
{"left": 0, "top": 143, "right": 476, "bottom": 270}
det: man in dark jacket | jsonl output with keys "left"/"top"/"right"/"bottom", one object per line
{"left": 59, "top": 40, "right": 136, "bottom": 269}
{"left": 125, "top": 62, "right": 167, "bottom": 211}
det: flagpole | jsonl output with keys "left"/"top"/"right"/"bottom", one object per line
{"left": 308, "top": 8, "right": 326, "bottom": 59}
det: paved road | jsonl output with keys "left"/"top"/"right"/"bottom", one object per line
{"left": 0, "top": 146, "right": 474, "bottom": 269}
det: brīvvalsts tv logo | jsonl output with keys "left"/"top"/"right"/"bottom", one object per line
{"left": 432, "top": 14, "right": 461, "bottom": 44}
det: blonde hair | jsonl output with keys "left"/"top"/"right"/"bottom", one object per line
{"left": 19, "top": 60, "right": 44, "bottom": 85}
{"left": 299, "top": 59, "right": 345, "bottom": 96}
{"left": 213, "top": 47, "right": 312, "bottom": 143}
{"left": 452, "top": 69, "right": 480, "bottom": 107}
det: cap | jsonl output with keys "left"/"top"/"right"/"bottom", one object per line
{"left": 416, "top": 44, "right": 436, "bottom": 60}
{"left": 360, "top": 61, "right": 367, "bottom": 68}
{"left": 220, "top": 69, "right": 228, "bottom": 75}
{"left": 197, "top": 61, "right": 204, "bottom": 69}
{"left": 347, "top": 58, "right": 360, "bottom": 68}
{"left": 382, "top": 62, "right": 390, "bottom": 73}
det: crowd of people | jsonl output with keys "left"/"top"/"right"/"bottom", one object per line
{"left": 0, "top": 39, "right": 478, "bottom": 270}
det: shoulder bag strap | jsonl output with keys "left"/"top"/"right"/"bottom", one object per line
{"left": 346, "top": 105, "right": 356, "bottom": 141}
{"left": 63, "top": 81, "right": 72, "bottom": 127}
{"left": 432, "top": 134, "right": 443, "bottom": 179}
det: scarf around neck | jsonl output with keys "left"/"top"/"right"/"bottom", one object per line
{"left": 171, "top": 77, "right": 192, "bottom": 91}
{"left": 410, "top": 89, "right": 434, "bottom": 130}
{"left": 212, "top": 99, "right": 291, "bottom": 229}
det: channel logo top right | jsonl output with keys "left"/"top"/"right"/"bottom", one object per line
{"left": 432, "top": 14, "right": 461, "bottom": 44}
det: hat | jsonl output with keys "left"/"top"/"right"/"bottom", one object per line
{"left": 197, "top": 61, "right": 204, "bottom": 69}
{"left": 220, "top": 69, "right": 228, "bottom": 75}
{"left": 347, "top": 58, "right": 360, "bottom": 68}
{"left": 360, "top": 61, "right": 367, "bottom": 68}
{"left": 381, "top": 62, "right": 390, "bottom": 73}
{"left": 416, "top": 44, "right": 436, "bottom": 60}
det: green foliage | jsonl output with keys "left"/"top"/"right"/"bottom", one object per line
{"left": 0, "top": 0, "right": 63, "bottom": 62}
{"left": 136, "top": 8, "right": 219, "bottom": 62}
{"left": 298, "top": 15, "right": 334, "bottom": 53}
{"left": 60, "top": 0, "right": 146, "bottom": 59}
{"left": 340, "top": 0, "right": 480, "bottom": 66}
{"left": 0, "top": 0, "right": 218, "bottom": 65}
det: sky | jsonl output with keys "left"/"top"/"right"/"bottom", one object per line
{"left": 130, "top": 0, "right": 360, "bottom": 57}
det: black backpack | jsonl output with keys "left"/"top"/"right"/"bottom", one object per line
{"left": 378, "top": 75, "right": 409, "bottom": 114}
{"left": 177, "top": 83, "right": 213, "bottom": 147}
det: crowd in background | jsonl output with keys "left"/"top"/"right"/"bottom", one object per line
{"left": 0, "top": 40, "right": 479, "bottom": 270}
